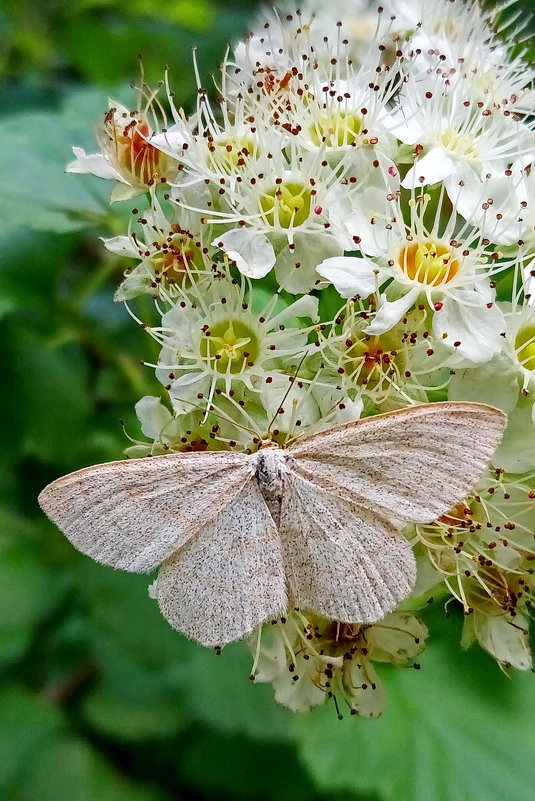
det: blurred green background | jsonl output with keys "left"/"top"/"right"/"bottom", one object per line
{"left": 1, "top": 1, "right": 535, "bottom": 799}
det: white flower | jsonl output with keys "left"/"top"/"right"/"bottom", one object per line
{"left": 389, "top": 73, "right": 535, "bottom": 196}
{"left": 250, "top": 610, "right": 427, "bottom": 716}
{"left": 123, "top": 395, "right": 252, "bottom": 456}
{"left": 67, "top": 100, "right": 179, "bottom": 200}
{"left": 318, "top": 190, "right": 509, "bottom": 363}
{"left": 449, "top": 301, "right": 535, "bottom": 437}
{"left": 151, "top": 272, "right": 320, "bottom": 411}
{"left": 462, "top": 610, "right": 532, "bottom": 670}
{"left": 203, "top": 147, "right": 354, "bottom": 292}
{"left": 103, "top": 197, "right": 214, "bottom": 301}
{"left": 453, "top": 161, "right": 535, "bottom": 247}
{"left": 319, "top": 302, "right": 453, "bottom": 410}
{"left": 413, "top": 469, "right": 535, "bottom": 658}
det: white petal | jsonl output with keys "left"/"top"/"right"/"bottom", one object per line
{"left": 382, "top": 108, "right": 424, "bottom": 145}
{"left": 402, "top": 147, "right": 457, "bottom": 189}
{"left": 66, "top": 147, "right": 123, "bottom": 181}
{"left": 316, "top": 256, "right": 382, "bottom": 298}
{"left": 168, "top": 374, "right": 211, "bottom": 416}
{"left": 151, "top": 129, "right": 189, "bottom": 157}
{"left": 272, "top": 651, "right": 330, "bottom": 712}
{"left": 366, "top": 288, "right": 420, "bottom": 335}
{"left": 212, "top": 229, "right": 276, "bottom": 279}
{"left": 114, "top": 266, "right": 155, "bottom": 301}
{"left": 433, "top": 292, "right": 505, "bottom": 364}
{"left": 101, "top": 235, "right": 139, "bottom": 258}
{"left": 474, "top": 612, "right": 532, "bottom": 670}
{"left": 524, "top": 259, "right": 535, "bottom": 305}
{"left": 448, "top": 355, "right": 519, "bottom": 413}
{"left": 494, "top": 400, "right": 535, "bottom": 473}
{"left": 110, "top": 182, "right": 143, "bottom": 203}
{"left": 274, "top": 232, "right": 342, "bottom": 295}
{"left": 268, "top": 295, "right": 319, "bottom": 329}
{"left": 134, "top": 396, "right": 173, "bottom": 440}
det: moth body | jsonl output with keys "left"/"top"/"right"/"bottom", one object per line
{"left": 254, "top": 444, "right": 286, "bottom": 498}
{"left": 37, "top": 401, "right": 508, "bottom": 647}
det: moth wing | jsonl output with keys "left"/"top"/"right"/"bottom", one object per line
{"left": 287, "top": 402, "right": 506, "bottom": 523}
{"left": 156, "top": 478, "right": 287, "bottom": 646}
{"left": 38, "top": 451, "right": 253, "bottom": 572}
{"left": 280, "top": 471, "right": 416, "bottom": 623}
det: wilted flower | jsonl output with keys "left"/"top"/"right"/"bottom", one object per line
{"left": 249, "top": 610, "right": 428, "bottom": 717}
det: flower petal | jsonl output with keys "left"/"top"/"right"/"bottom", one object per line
{"left": 212, "top": 228, "right": 276, "bottom": 279}
{"left": 275, "top": 232, "right": 342, "bottom": 295}
{"left": 134, "top": 396, "right": 173, "bottom": 440}
{"left": 432, "top": 291, "right": 505, "bottom": 363}
{"left": 268, "top": 295, "right": 319, "bottom": 328}
{"left": 66, "top": 147, "right": 123, "bottom": 181}
{"left": 366, "top": 287, "right": 420, "bottom": 335}
{"left": 316, "top": 256, "right": 382, "bottom": 298}
{"left": 101, "top": 235, "right": 140, "bottom": 258}
{"left": 402, "top": 147, "right": 457, "bottom": 189}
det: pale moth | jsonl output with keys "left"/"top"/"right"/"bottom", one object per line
{"left": 39, "top": 402, "right": 506, "bottom": 647}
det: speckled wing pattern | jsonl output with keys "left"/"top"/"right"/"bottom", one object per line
{"left": 38, "top": 451, "right": 254, "bottom": 571}
{"left": 156, "top": 477, "right": 287, "bottom": 647}
{"left": 279, "top": 471, "right": 416, "bottom": 623}
{"left": 38, "top": 401, "right": 507, "bottom": 646}
{"left": 287, "top": 402, "right": 507, "bottom": 523}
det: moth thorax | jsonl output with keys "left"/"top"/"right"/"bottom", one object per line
{"left": 255, "top": 448, "right": 285, "bottom": 497}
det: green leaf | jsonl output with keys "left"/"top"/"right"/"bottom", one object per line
{"left": 80, "top": 677, "right": 188, "bottom": 742}
{"left": 0, "top": 228, "right": 78, "bottom": 318}
{"left": 0, "top": 541, "right": 60, "bottom": 630}
{"left": 295, "top": 611, "right": 535, "bottom": 801}
{"left": 73, "top": 562, "right": 185, "bottom": 670}
{"left": 74, "top": 563, "right": 294, "bottom": 741}
{"left": 0, "top": 687, "right": 63, "bottom": 788}
{"left": 0, "top": 323, "right": 92, "bottom": 468}
{"left": 179, "top": 730, "right": 321, "bottom": 801}
{"left": 0, "top": 535, "right": 65, "bottom": 666}
{"left": 0, "top": 88, "right": 111, "bottom": 233}
{"left": 170, "top": 640, "right": 297, "bottom": 742}
{"left": 12, "top": 735, "right": 163, "bottom": 801}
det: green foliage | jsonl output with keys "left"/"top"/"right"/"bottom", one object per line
{"left": 2, "top": 0, "right": 535, "bottom": 799}
{"left": 296, "top": 610, "right": 535, "bottom": 801}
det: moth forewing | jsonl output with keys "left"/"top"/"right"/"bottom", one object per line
{"left": 38, "top": 450, "right": 254, "bottom": 572}
{"left": 280, "top": 471, "right": 416, "bottom": 623}
{"left": 156, "top": 478, "right": 288, "bottom": 646}
{"left": 287, "top": 402, "right": 507, "bottom": 524}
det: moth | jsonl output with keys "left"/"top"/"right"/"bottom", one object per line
{"left": 39, "top": 402, "right": 506, "bottom": 647}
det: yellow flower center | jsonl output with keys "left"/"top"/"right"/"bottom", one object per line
{"left": 440, "top": 129, "right": 477, "bottom": 159}
{"left": 207, "top": 136, "right": 258, "bottom": 173}
{"left": 151, "top": 233, "right": 203, "bottom": 284}
{"left": 200, "top": 319, "right": 260, "bottom": 374}
{"left": 260, "top": 183, "right": 312, "bottom": 229}
{"left": 309, "top": 111, "right": 363, "bottom": 147}
{"left": 343, "top": 334, "right": 401, "bottom": 389}
{"left": 399, "top": 242, "right": 459, "bottom": 286}
{"left": 515, "top": 325, "right": 535, "bottom": 372}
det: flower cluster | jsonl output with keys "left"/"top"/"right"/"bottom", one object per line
{"left": 70, "top": 0, "right": 535, "bottom": 717}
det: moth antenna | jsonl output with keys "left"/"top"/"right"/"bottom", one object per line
{"left": 267, "top": 354, "right": 308, "bottom": 438}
